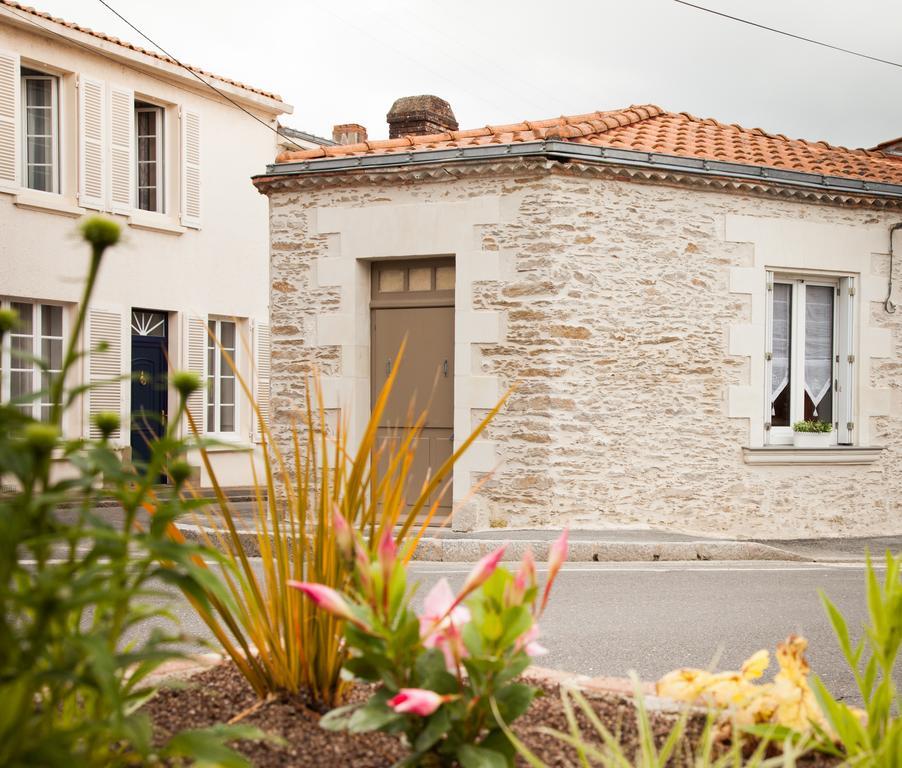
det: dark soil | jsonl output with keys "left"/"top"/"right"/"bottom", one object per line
{"left": 143, "top": 662, "right": 839, "bottom": 767}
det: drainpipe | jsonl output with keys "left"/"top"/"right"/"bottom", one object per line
{"left": 887, "top": 223, "right": 902, "bottom": 314}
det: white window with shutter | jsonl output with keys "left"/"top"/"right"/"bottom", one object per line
{"left": 78, "top": 74, "right": 105, "bottom": 209}
{"left": 0, "top": 49, "right": 19, "bottom": 190}
{"left": 1, "top": 298, "right": 66, "bottom": 423}
{"left": 109, "top": 86, "right": 134, "bottom": 213}
{"left": 764, "top": 271, "right": 856, "bottom": 446}
{"left": 180, "top": 107, "right": 200, "bottom": 228}
{"left": 206, "top": 318, "right": 237, "bottom": 435}
{"left": 135, "top": 101, "right": 164, "bottom": 213}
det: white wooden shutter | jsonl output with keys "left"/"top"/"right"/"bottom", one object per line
{"left": 836, "top": 277, "right": 855, "bottom": 445}
{"left": 253, "top": 322, "right": 271, "bottom": 441}
{"left": 180, "top": 108, "right": 201, "bottom": 228}
{"left": 185, "top": 316, "right": 207, "bottom": 432}
{"left": 88, "top": 309, "right": 123, "bottom": 440}
{"left": 109, "top": 86, "right": 134, "bottom": 213}
{"left": 78, "top": 75, "right": 105, "bottom": 209}
{"left": 0, "top": 50, "right": 19, "bottom": 190}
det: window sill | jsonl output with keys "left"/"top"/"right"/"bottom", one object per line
{"left": 742, "top": 446, "right": 884, "bottom": 466}
{"left": 127, "top": 213, "right": 187, "bottom": 235}
{"left": 13, "top": 191, "right": 84, "bottom": 218}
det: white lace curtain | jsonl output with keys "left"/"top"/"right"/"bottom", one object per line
{"left": 805, "top": 285, "right": 833, "bottom": 417}
{"left": 771, "top": 283, "right": 791, "bottom": 413}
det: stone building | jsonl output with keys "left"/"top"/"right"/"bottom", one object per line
{"left": 254, "top": 97, "right": 902, "bottom": 538}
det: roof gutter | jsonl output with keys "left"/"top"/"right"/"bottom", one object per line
{"left": 258, "top": 140, "right": 902, "bottom": 200}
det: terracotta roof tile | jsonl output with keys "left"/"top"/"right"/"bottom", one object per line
{"left": 0, "top": 0, "right": 283, "bottom": 102}
{"left": 275, "top": 103, "right": 902, "bottom": 185}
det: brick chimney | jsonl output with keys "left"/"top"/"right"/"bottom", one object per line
{"left": 387, "top": 95, "right": 458, "bottom": 139}
{"left": 332, "top": 123, "right": 368, "bottom": 145}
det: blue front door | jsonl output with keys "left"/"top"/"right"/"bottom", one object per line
{"left": 130, "top": 310, "right": 168, "bottom": 471}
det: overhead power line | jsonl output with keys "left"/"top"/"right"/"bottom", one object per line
{"left": 674, "top": 0, "right": 902, "bottom": 70}
{"left": 93, "top": 0, "right": 304, "bottom": 150}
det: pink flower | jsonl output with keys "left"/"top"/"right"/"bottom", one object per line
{"left": 388, "top": 688, "right": 447, "bottom": 717}
{"left": 455, "top": 544, "right": 507, "bottom": 606}
{"left": 540, "top": 528, "right": 568, "bottom": 615}
{"left": 288, "top": 581, "right": 368, "bottom": 630}
{"left": 420, "top": 579, "right": 471, "bottom": 670}
{"left": 516, "top": 624, "right": 548, "bottom": 657}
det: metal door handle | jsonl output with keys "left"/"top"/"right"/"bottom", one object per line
{"left": 443, "top": 360, "right": 448, "bottom": 377}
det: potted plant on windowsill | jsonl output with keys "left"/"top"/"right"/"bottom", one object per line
{"left": 792, "top": 419, "right": 834, "bottom": 448}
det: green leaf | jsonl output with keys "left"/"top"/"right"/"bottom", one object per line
{"left": 483, "top": 612, "right": 503, "bottom": 641}
{"left": 164, "top": 724, "right": 265, "bottom": 768}
{"left": 319, "top": 702, "right": 361, "bottom": 732}
{"left": 348, "top": 700, "right": 404, "bottom": 733}
{"left": 479, "top": 729, "right": 515, "bottom": 767}
{"left": 457, "top": 743, "right": 508, "bottom": 768}
{"left": 498, "top": 606, "right": 532, "bottom": 648}
{"left": 494, "top": 682, "right": 537, "bottom": 722}
{"left": 414, "top": 706, "right": 450, "bottom": 752}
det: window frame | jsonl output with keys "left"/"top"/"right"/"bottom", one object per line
{"left": 20, "top": 68, "right": 60, "bottom": 194}
{"left": 0, "top": 298, "right": 66, "bottom": 422}
{"left": 206, "top": 318, "right": 238, "bottom": 436}
{"left": 135, "top": 101, "right": 164, "bottom": 213}
{"left": 765, "top": 272, "right": 848, "bottom": 446}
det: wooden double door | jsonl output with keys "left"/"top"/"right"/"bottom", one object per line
{"left": 371, "top": 259, "right": 455, "bottom": 520}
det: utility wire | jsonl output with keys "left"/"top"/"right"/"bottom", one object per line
{"left": 93, "top": 0, "right": 305, "bottom": 150}
{"left": 674, "top": 1, "right": 902, "bottom": 69}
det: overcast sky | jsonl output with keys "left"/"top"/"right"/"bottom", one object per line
{"left": 29, "top": 0, "right": 902, "bottom": 149}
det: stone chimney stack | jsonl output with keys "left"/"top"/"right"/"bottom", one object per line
{"left": 387, "top": 95, "right": 458, "bottom": 138}
{"left": 332, "top": 123, "right": 368, "bottom": 145}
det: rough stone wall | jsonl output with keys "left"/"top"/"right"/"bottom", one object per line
{"left": 266, "top": 169, "right": 901, "bottom": 537}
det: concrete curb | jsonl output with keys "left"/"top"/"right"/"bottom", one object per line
{"left": 175, "top": 525, "right": 808, "bottom": 562}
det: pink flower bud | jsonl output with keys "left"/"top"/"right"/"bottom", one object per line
{"left": 288, "top": 581, "right": 368, "bottom": 630}
{"left": 540, "top": 528, "right": 568, "bottom": 614}
{"left": 333, "top": 507, "right": 353, "bottom": 559}
{"left": 378, "top": 528, "right": 397, "bottom": 575}
{"left": 388, "top": 688, "right": 448, "bottom": 717}
{"left": 510, "top": 548, "right": 536, "bottom": 605}
{"left": 455, "top": 544, "right": 507, "bottom": 605}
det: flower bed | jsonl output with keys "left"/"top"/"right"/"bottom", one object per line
{"left": 142, "top": 660, "right": 842, "bottom": 768}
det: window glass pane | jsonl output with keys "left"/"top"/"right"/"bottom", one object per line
{"left": 207, "top": 402, "right": 215, "bottom": 430}
{"left": 27, "top": 136, "right": 52, "bottom": 164}
{"left": 219, "top": 321, "right": 236, "bottom": 350}
{"left": 219, "top": 405, "right": 235, "bottom": 432}
{"left": 379, "top": 269, "right": 404, "bottom": 293}
{"left": 42, "top": 304, "right": 62, "bottom": 336}
{"left": 11, "top": 370, "right": 33, "bottom": 399}
{"left": 220, "top": 376, "right": 235, "bottom": 405}
{"left": 770, "top": 283, "right": 792, "bottom": 427}
{"left": 25, "top": 78, "right": 51, "bottom": 107}
{"left": 41, "top": 338, "right": 62, "bottom": 370}
{"left": 11, "top": 334, "right": 32, "bottom": 360}
{"left": 804, "top": 285, "right": 834, "bottom": 423}
{"left": 435, "top": 265, "right": 455, "bottom": 291}
{"left": 137, "top": 110, "right": 155, "bottom": 136}
{"left": 408, "top": 267, "right": 431, "bottom": 292}
{"left": 27, "top": 165, "right": 52, "bottom": 192}
{"left": 26, "top": 107, "right": 51, "bottom": 136}
{"left": 138, "top": 161, "right": 157, "bottom": 187}
{"left": 12, "top": 302, "right": 33, "bottom": 334}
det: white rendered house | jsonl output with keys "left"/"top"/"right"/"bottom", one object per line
{"left": 0, "top": 1, "right": 293, "bottom": 486}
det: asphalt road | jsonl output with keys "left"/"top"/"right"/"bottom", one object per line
{"left": 158, "top": 560, "right": 883, "bottom": 705}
